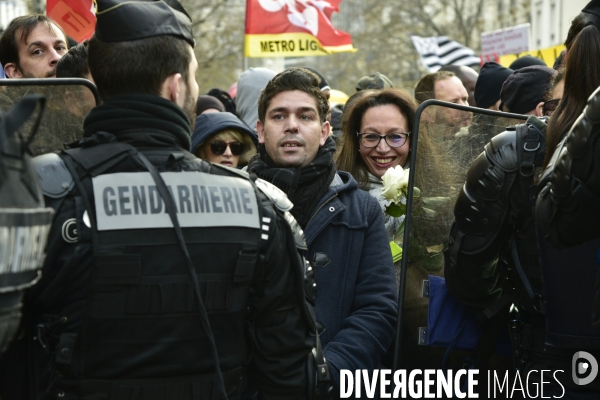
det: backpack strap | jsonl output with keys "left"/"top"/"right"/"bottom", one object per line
{"left": 516, "top": 122, "right": 545, "bottom": 178}
{"left": 513, "top": 121, "right": 547, "bottom": 314}
{"left": 64, "top": 142, "right": 132, "bottom": 177}
{"left": 510, "top": 238, "right": 545, "bottom": 314}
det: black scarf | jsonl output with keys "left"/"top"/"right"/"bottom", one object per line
{"left": 83, "top": 93, "right": 192, "bottom": 150}
{"left": 248, "top": 136, "right": 337, "bottom": 228}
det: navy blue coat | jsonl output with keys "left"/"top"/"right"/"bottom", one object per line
{"left": 305, "top": 171, "right": 398, "bottom": 388}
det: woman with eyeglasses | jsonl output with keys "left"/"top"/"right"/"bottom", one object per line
{"left": 191, "top": 112, "right": 257, "bottom": 168}
{"left": 336, "top": 88, "right": 441, "bottom": 240}
{"left": 335, "top": 88, "right": 448, "bottom": 371}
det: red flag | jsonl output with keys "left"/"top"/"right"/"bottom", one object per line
{"left": 245, "top": 0, "right": 355, "bottom": 57}
{"left": 47, "top": 0, "right": 95, "bottom": 43}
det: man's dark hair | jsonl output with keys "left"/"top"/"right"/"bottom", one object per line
{"left": 544, "top": 66, "right": 566, "bottom": 102}
{"left": 413, "top": 71, "right": 455, "bottom": 103}
{"left": 88, "top": 35, "right": 191, "bottom": 100}
{"left": 207, "top": 88, "right": 236, "bottom": 115}
{"left": 0, "top": 15, "right": 66, "bottom": 68}
{"left": 257, "top": 67, "right": 329, "bottom": 124}
{"left": 57, "top": 41, "right": 89, "bottom": 78}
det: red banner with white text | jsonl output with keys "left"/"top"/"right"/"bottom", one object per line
{"left": 47, "top": 0, "right": 95, "bottom": 43}
{"left": 245, "top": 0, "right": 355, "bottom": 57}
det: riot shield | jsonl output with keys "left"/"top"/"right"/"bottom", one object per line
{"left": 0, "top": 78, "right": 99, "bottom": 156}
{"left": 392, "top": 100, "right": 527, "bottom": 371}
{"left": 0, "top": 96, "right": 54, "bottom": 353}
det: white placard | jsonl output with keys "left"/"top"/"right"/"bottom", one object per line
{"left": 481, "top": 24, "right": 530, "bottom": 58}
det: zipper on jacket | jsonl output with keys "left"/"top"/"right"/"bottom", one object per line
{"left": 306, "top": 193, "right": 338, "bottom": 229}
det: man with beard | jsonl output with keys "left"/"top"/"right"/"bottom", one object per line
{"left": 0, "top": 1, "right": 324, "bottom": 399}
{"left": 247, "top": 67, "right": 397, "bottom": 392}
{"left": 0, "top": 15, "right": 68, "bottom": 79}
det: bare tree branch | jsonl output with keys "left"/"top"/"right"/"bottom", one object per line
{"left": 191, "top": 0, "right": 228, "bottom": 28}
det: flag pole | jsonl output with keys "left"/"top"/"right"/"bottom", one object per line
{"left": 243, "top": 0, "right": 250, "bottom": 71}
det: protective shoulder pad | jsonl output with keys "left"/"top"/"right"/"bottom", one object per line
{"left": 254, "top": 178, "right": 293, "bottom": 212}
{"left": 32, "top": 153, "right": 74, "bottom": 199}
{"left": 485, "top": 129, "right": 519, "bottom": 172}
{"left": 254, "top": 178, "right": 305, "bottom": 249}
{"left": 464, "top": 150, "right": 507, "bottom": 203}
{"left": 283, "top": 211, "right": 307, "bottom": 251}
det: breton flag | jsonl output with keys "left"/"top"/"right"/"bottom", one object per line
{"left": 245, "top": 0, "right": 356, "bottom": 58}
{"left": 411, "top": 35, "right": 480, "bottom": 72}
{"left": 47, "top": 0, "right": 95, "bottom": 43}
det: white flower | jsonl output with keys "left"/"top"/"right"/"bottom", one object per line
{"left": 381, "top": 166, "right": 410, "bottom": 203}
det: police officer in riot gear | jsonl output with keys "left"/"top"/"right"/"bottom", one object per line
{"left": 445, "top": 66, "right": 558, "bottom": 387}
{"left": 536, "top": 86, "right": 600, "bottom": 396}
{"left": 536, "top": 87, "right": 600, "bottom": 247}
{"left": 534, "top": 2, "right": 600, "bottom": 396}
{"left": 444, "top": 114, "right": 551, "bottom": 376}
{"left": 0, "top": 1, "right": 330, "bottom": 398}
{"left": 447, "top": 2, "right": 600, "bottom": 393}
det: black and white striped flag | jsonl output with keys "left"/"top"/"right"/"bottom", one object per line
{"left": 410, "top": 35, "right": 480, "bottom": 72}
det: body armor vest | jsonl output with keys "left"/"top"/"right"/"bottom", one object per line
{"left": 447, "top": 120, "right": 549, "bottom": 369}
{"left": 537, "top": 234, "right": 600, "bottom": 350}
{"left": 49, "top": 142, "right": 262, "bottom": 399}
{"left": 449, "top": 121, "right": 547, "bottom": 316}
{"left": 537, "top": 134, "right": 600, "bottom": 352}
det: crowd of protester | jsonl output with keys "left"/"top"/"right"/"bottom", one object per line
{"left": 0, "top": 0, "right": 599, "bottom": 398}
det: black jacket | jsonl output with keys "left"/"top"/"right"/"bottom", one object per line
{"left": 0, "top": 95, "right": 316, "bottom": 400}
{"left": 445, "top": 116, "right": 548, "bottom": 319}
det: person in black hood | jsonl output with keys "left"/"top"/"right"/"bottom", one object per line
{"left": 191, "top": 111, "right": 257, "bottom": 168}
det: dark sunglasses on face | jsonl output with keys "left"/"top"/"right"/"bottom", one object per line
{"left": 543, "top": 98, "right": 560, "bottom": 116}
{"left": 357, "top": 132, "right": 411, "bottom": 148}
{"left": 210, "top": 141, "right": 244, "bottom": 156}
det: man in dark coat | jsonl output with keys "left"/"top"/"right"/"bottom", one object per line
{"left": 248, "top": 67, "right": 398, "bottom": 393}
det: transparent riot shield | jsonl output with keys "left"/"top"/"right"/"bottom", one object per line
{"left": 0, "top": 78, "right": 99, "bottom": 156}
{"left": 392, "top": 100, "right": 527, "bottom": 371}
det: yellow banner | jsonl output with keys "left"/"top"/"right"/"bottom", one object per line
{"left": 244, "top": 32, "right": 356, "bottom": 58}
{"left": 498, "top": 44, "right": 566, "bottom": 68}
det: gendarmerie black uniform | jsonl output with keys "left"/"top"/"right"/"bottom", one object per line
{"left": 536, "top": 85, "right": 600, "bottom": 396}
{"left": 536, "top": 86, "right": 600, "bottom": 247}
{"left": 0, "top": 93, "right": 318, "bottom": 400}
{"left": 446, "top": 108, "right": 600, "bottom": 396}
{"left": 444, "top": 116, "right": 565, "bottom": 384}
{"left": 445, "top": 116, "right": 547, "bottom": 323}
{"left": 0, "top": 0, "right": 327, "bottom": 397}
